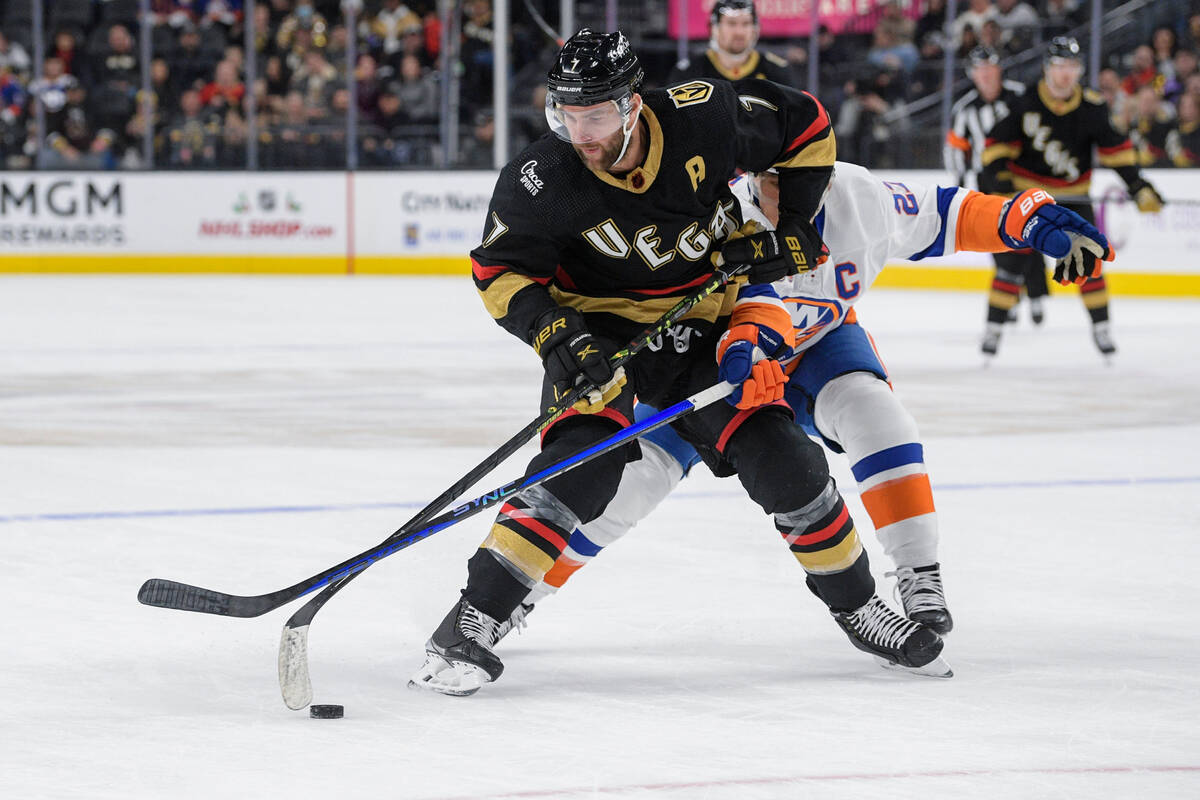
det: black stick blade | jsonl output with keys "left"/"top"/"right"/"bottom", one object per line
{"left": 138, "top": 579, "right": 242, "bottom": 616}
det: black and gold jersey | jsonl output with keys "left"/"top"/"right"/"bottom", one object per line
{"left": 667, "top": 48, "right": 795, "bottom": 86}
{"left": 470, "top": 78, "right": 835, "bottom": 347}
{"left": 981, "top": 80, "right": 1143, "bottom": 196}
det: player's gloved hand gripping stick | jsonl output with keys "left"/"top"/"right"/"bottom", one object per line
{"left": 138, "top": 260, "right": 750, "bottom": 707}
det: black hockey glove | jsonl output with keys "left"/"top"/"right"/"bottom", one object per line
{"left": 719, "top": 215, "right": 827, "bottom": 284}
{"left": 530, "top": 306, "right": 626, "bottom": 414}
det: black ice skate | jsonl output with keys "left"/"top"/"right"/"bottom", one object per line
{"left": 888, "top": 563, "right": 953, "bottom": 635}
{"left": 832, "top": 595, "right": 952, "bottom": 678}
{"left": 489, "top": 602, "right": 535, "bottom": 648}
{"left": 1092, "top": 321, "right": 1116, "bottom": 362}
{"left": 408, "top": 598, "right": 506, "bottom": 697}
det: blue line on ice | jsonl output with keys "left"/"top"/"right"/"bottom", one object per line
{"left": 3, "top": 475, "right": 1198, "bottom": 524}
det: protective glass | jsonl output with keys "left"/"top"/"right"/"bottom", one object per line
{"left": 545, "top": 94, "right": 633, "bottom": 144}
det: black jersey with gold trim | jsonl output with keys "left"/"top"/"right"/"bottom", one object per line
{"left": 981, "top": 81, "right": 1142, "bottom": 196}
{"left": 471, "top": 78, "right": 834, "bottom": 346}
{"left": 667, "top": 49, "right": 795, "bottom": 86}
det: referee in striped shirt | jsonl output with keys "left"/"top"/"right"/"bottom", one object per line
{"left": 945, "top": 47, "right": 1049, "bottom": 344}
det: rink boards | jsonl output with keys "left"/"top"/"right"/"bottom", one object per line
{"left": 2, "top": 168, "right": 1198, "bottom": 296}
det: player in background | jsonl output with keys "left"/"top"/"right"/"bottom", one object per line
{"left": 980, "top": 36, "right": 1163, "bottom": 360}
{"left": 947, "top": 47, "right": 1050, "bottom": 335}
{"left": 667, "top": 0, "right": 794, "bottom": 85}
{"left": 494, "top": 163, "right": 1112, "bottom": 655}
{"left": 409, "top": 30, "right": 950, "bottom": 698}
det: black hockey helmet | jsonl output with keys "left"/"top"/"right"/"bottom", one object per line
{"left": 968, "top": 46, "right": 1001, "bottom": 68}
{"left": 710, "top": 0, "right": 757, "bottom": 28}
{"left": 966, "top": 46, "right": 1001, "bottom": 77}
{"left": 546, "top": 29, "right": 644, "bottom": 108}
{"left": 1045, "top": 36, "right": 1082, "bottom": 64}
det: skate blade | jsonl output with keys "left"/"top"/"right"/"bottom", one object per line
{"left": 407, "top": 652, "right": 490, "bottom": 697}
{"left": 874, "top": 655, "right": 954, "bottom": 679}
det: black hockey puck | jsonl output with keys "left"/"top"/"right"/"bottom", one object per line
{"left": 310, "top": 704, "right": 344, "bottom": 719}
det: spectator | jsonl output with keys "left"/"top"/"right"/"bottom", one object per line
{"left": 1152, "top": 25, "right": 1178, "bottom": 79}
{"left": 149, "top": 57, "right": 178, "bottom": 122}
{"left": 461, "top": 0, "right": 494, "bottom": 110}
{"left": 218, "top": 107, "right": 248, "bottom": 166}
{"left": 915, "top": 0, "right": 950, "bottom": 59}
{"left": 1166, "top": 91, "right": 1200, "bottom": 166}
{"left": 977, "top": 20, "right": 1013, "bottom": 59}
{"left": 992, "top": 0, "right": 1038, "bottom": 52}
{"left": 394, "top": 53, "right": 438, "bottom": 123}
{"left": 271, "top": 89, "right": 316, "bottom": 166}
{"left": 459, "top": 108, "right": 494, "bottom": 168}
{"left": 1127, "top": 84, "right": 1175, "bottom": 166}
{"left": 1098, "top": 68, "right": 1129, "bottom": 127}
{"left": 44, "top": 128, "right": 118, "bottom": 169}
{"left": 1165, "top": 49, "right": 1198, "bottom": 104}
{"left": 1189, "top": 14, "right": 1200, "bottom": 53}
{"left": 1122, "top": 45, "right": 1161, "bottom": 96}
{"left": 90, "top": 24, "right": 140, "bottom": 90}
{"left": 355, "top": 53, "right": 382, "bottom": 117}
{"left": 422, "top": 6, "right": 441, "bottom": 62}
{"left": 200, "top": 59, "right": 245, "bottom": 110}
{"left": 877, "top": 1, "right": 916, "bottom": 47}
{"left": 166, "top": 88, "right": 219, "bottom": 167}
{"left": 952, "top": 0, "right": 996, "bottom": 48}
{"left": 224, "top": 45, "right": 245, "bottom": 78}
{"left": 289, "top": 47, "right": 338, "bottom": 117}
{"left": 372, "top": 82, "right": 407, "bottom": 130}
{"left": 372, "top": 0, "right": 422, "bottom": 58}
{"left": 277, "top": 1, "right": 329, "bottom": 53}
{"left": 250, "top": 4, "right": 279, "bottom": 61}
{"left": 1043, "top": 0, "right": 1083, "bottom": 39}
{"left": 326, "top": 25, "right": 350, "bottom": 78}
{"left": 836, "top": 67, "right": 904, "bottom": 167}
{"left": 868, "top": 27, "right": 919, "bottom": 76}
{"left": 0, "top": 30, "right": 32, "bottom": 76}
{"left": 170, "top": 24, "right": 219, "bottom": 93}
{"left": 51, "top": 30, "right": 81, "bottom": 77}
{"left": 263, "top": 54, "right": 290, "bottom": 106}
{"left": 28, "top": 57, "right": 80, "bottom": 135}
{"left": 1, "top": 66, "right": 26, "bottom": 127}
{"left": 54, "top": 83, "right": 95, "bottom": 153}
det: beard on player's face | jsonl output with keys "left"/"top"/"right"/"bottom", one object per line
{"left": 572, "top": 126, "right": 626, "bottom": 171}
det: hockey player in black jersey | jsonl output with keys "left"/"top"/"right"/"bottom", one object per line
{"left": 409, "top": 30, "right": 947, "bottom": 697}
{"left": 948, "top": 47, "right": 1049, "bottom": 332}
{"left": 667, "top": 0, "right": 794, "bottom": 85}
{"left": 980, "top": 37, "right": 1164, "bottom": 360}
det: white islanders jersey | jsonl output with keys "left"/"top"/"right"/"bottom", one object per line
{"left": 732, "top": 161, "right": 971, "bottom": 356}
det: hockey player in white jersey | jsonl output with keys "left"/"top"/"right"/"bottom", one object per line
{"left": 487, "top": 161, "right": 1111, "bottom": 676}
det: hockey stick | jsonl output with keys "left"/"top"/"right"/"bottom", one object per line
{"left": 277, "top": 380, "right": 735, "bottom": 708}
{"left": 137, "top": 262, "right": 746, "bottom": 617}
{"left": 522, "top": 0, "right": 564, "bottom": 46}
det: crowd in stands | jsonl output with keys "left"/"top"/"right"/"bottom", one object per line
{"left": 0, "top": 0, "right": 1198, "bottom": 170}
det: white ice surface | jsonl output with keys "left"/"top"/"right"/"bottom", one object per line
{"left": 2, "top": 276, "right": 1199, "bottom": 799}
